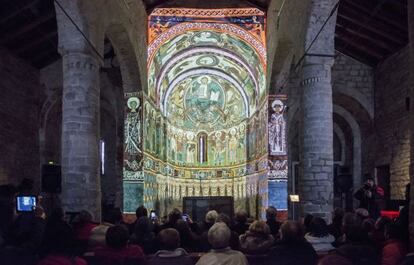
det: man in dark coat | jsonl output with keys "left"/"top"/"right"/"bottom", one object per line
{"left": 354, "top": 177, "right": 384, "bottom": 219}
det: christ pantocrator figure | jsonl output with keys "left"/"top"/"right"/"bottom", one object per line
{"left": 269, "top": 99, "right": 286, "bottom": 155}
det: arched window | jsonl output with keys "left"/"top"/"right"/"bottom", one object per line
{"left": 198, "top": 132, "right": 208, "bottom": 163}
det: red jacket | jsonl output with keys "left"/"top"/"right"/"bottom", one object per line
{"left": 94, "top": 245, "right": 145, "bottom": 264}
{"left": 382, "top": 239, "right": 407, "bottom": 265}
{"left": 38, "top": 255, "right": 87, "bottom": 265}
{"left": 74, "top": 222, "right": 97, "bottom": 241}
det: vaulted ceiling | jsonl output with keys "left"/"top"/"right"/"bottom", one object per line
{"left": 0, "top": 0, "right": 408, "bottom": 69}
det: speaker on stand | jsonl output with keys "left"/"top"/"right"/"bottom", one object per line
{"left": 41, "top": 164, "right": 62, "bottom": 215}
{"left": 335, "top": 174, "right": 353, "bottom": 211}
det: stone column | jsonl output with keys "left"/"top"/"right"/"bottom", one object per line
{"left": 61, "top": 52, "right": 101, "bottom": 220}
{"left": 408, "top": 0, "right": 414, "bottom": 251}
{"left": 300, "top": 61, "right": 334, "bottom": 220}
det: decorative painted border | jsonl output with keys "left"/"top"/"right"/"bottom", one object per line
{"left": 148, "top": 22, "right": 266, "bottom": 66}
{"left": 150, "top": 8, "right": 265, "bottom": 18}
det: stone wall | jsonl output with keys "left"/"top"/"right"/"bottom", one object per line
{"left": 0, "top": 49, "right": 41, "bottom": 188}
{"left": 40, "top": 59, "right": 123, "bottom": 207}
{"left": 332, "top": 51, "right": 375, "bottom": 187}
{"left": 375, "top": 46, "right": 411, "bottom": 200}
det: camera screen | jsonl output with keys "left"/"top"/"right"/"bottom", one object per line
{"left": 16, "top": 196, "right": 37, "bottom": 212}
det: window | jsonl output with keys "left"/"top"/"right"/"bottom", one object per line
{"left": 198, "top": 133, "right": 208, "bottom": 163}
{"left": 100, "top": 140, "right": 105, "bottom": 175}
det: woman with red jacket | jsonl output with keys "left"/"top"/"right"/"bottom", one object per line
{"left": 94, "top": 225, "right": 145, "bottom": 265}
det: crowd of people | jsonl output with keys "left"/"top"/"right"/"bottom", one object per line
{"left": 0, "top": 181, "right": 413, "bottom": 265}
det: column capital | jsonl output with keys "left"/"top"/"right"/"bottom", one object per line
{"left": 62, "top": 52, "right": 101, "bottom": 73}
{"left": 301, "top": 62, "right": 333, "bottom": 86}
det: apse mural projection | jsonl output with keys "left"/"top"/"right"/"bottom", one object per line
{"left": 123, "top": 7, "right": 269, "bottom": 216}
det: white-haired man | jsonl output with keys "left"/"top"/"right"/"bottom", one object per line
{"left": 196, "top": 222, "right": 248, "bottom": 265}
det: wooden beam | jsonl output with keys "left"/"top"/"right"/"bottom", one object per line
{"left": 0, "top": 0, "right": 41, "bottom": 24}
{"left": 335, "top": 26, "right": 390, "bottom": 56}
{"left": 335, "top": 39, "right": 378, "bottom": 66}
{"left": 0, "top": 13, "right": 55, "bottom": 45}
{"left": 335, "top": 23, "right": 398, "bottom": 54}
{"left": 341, "top": 0, "right": 408, "bottom": 33}
{"left": 14, "top": 31, "right": 57, "bottom": 54}
{"left": 334, "top": 33, "right": 384, "bottom": 60}
{"left": 339, "top": 4, "right": 408, "bottom": 42}
{"left": 337, "top": 13, "right": 405, "bottom": 47}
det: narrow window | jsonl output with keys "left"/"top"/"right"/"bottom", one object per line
{"left": 100, "top": 140, "right": 105, "bottom": 175}
{"left": 198, "top": 133, "right": 208, "bottom": 163}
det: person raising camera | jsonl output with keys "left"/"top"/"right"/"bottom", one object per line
{"left": 354, "top": 176, "right": 384, "bottom": 219}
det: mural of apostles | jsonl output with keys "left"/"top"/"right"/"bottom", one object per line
{"left": 269, "top": 99, "right": 286, "bottom": 156}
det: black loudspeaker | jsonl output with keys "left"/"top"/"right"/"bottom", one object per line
{"left": 335, "top": 174, "right": 353, "bottom": 193}
{"left": 41, "top": 164, "right": 62, "bottom": 193}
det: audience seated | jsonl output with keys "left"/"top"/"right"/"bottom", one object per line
{"left": 72, "top": 210, "right": 96, "bottom": 255}
{"left": 199, "top": 210, "right": 218, "bottom": 251}
{"left": 200, "top": 210, "right": 218, "bottom": 234}
{"left": 94, "top": 225, "right": 145, "bottom": 265}
{"left": 175, "top": 219, "right": 200, "bottom": 252}
{"left": 305, "top": 217, "right": 335, "bottom": 252}
{"left": 303, "top": 214, "right": 314, "bottom": 234}
{"left": 89, "top": 207, "right": 123, "bottom": 248}
{"left": 130, "top": 216, "right": 157, "bottom": 254}
{"left": 371, "top": 216, "right": 392, "bottom": 249}
{"left": 318, "top": 253, "right": 352, "bottom": 265}
{"left": 128, "top": 206, "right": 148, "bottom": 234}
{"left": 216, "top": 213, "right": 240, "bottom": 250}
{"left": 232, "top": 210, "right": 249, "bottom": 236}
{"left": 10, "top": 206, "right": 46, "bottom": 255}
{"left": 328, "top": 208, "right": 344, "bottom": 240}
{"left": 399, "top": 252, "right": 414, "bottom": 265}
{"left": 265, "top": 206, "right": 281, "bottom": 239}
{"left": 196, "top": 222, "right": 248, "bottom": 265}
{"left": 160, "top": 208, "right": 182, "bottom": 230}
{"left": 148, "top": 228, "right": 193, "bottom": 265}
{"left": 1, "top": 191, "right": 411, "bottom": 265}
{"left": 270, "top": 220, "right": 318, "bottom": 265}
{"left": 334, "top": 213, "right": 379, "bottom": 265}
{"left": 381, "top": 222, "right": 407, "bottom": 265}
{"left": 73, "top": 210, "right": 97, "bottom": 242}
{"left": 38, "top": 221, "right": 86, "bottom": 265}
{"left": 239, "top": 220, "right": 274, "bottom": 254}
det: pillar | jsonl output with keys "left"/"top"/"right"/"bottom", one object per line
{"left": 300, "top": 61, "right": 334, "bottom": 220}
{"left": 408, "top": 0, "right": 414, "bottom": 251}
{"left": 61, "top": 52, "right": 101, "bottom": 220}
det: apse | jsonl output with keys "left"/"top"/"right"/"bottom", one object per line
{"left": 124, "top": 7, "right": 271, "bottom": 217}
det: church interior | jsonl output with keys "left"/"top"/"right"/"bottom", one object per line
{"left": 1, "top": 0, "right": 414, "bottom": 264}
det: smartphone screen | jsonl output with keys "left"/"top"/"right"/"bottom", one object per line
{"left": 16, "top": 196, "right": 37, "bottom": 212}
{"left": 150, "top": 211, "right": 157, "bottom": 219}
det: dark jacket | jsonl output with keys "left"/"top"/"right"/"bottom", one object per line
{"left": 269, "top": 240, "right": 318, "bottom": 265}
{"left": 354, "top": 185, "right": 383, "bottom": 218}
{"left": 266, "top": 220, "right": 281, "bottom": 238}
{"left": 335, "top": 242, "right": 379, "bottom": 265}
{"left": 148, "top": 248, "right": 193, "bottom": 265}
{"left": 239, "top": 232, "right": 274, "bottom": 254}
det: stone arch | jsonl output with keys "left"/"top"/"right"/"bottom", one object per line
{"left": 268, "top": 39, "right": 294, "bottom": 93}
{"left": 333, "top": 104, "right": 362, "bottom": 192}
{"left": 333, "top": 122, "right": 346, "bottom": 166}
{"left": 105, "top": 23, "right": 142, "bottom": 93}
{"left": 334, "top": 87, "right": 374, "bottom": 120}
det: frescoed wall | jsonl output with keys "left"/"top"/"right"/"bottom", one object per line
{"left": 123, "top": 92, "right": 144, "bottom": 213}
{"left": 123, "top": 8, "right": 268, "bottom": 217}
{"left": 268, "top": 94, "right": 288, "bottom": 210}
